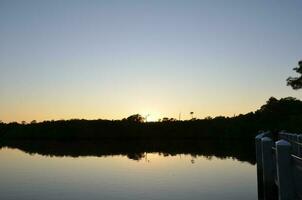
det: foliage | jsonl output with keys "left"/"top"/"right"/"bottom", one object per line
{"left": 124, "top": 114, "right": 144, "bottom": 123}
{"left": 162, "top": 117, "right": 177, "bottom": 122}
{"left": 287, "top": 60, "right": 302, "bottom": 90}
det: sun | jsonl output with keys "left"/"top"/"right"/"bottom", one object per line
{"left": 141, "top": 112, "right": 161, "bottom": 122}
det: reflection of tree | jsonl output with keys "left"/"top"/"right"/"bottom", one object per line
{"left": 287, "top": 60, "right": 302, "bottom": 90}
{"left": 0, "top": 139, "right": 256, "bottom": 164}
{"left": 127, "top": 153, "right": 145, "bottom": 161}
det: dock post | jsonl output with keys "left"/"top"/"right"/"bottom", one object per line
{"left": 276, "top": 140, "right": 294, "bottom": 200}
{"left": 261, "top": 137, "right": 274, "bottom": 198}
{"left": 256, "top": 133, "right": 265, "bottom": 198}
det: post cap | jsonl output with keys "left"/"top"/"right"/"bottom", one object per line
{"left": 276, "top": 139, "right": 291, "bottom": 146}
{"left": 256, "top": 131, "right": 270, "bottom": 139}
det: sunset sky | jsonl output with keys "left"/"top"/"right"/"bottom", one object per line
{"left": 1, "top": 0, "right": 302, "bottom": 122}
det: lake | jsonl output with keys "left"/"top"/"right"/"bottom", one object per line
{"left": 0, "top": 140, "right": 257, "bottom": 200}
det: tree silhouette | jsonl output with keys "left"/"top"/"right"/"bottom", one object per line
{"left": 126, "top": 114, "right": 144, "bottom": 123}
{"left": 162, "top": 117, "right": 177, "bottom": 122}
{"left": 287, "top": 60, "right": 302, "bottom": 90}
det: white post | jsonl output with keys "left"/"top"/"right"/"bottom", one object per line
{"left": 255, "top": 133, "right": 265, "bottom": 198}
{"left": 276, "top": 140, "right": 294, "bottom": 200}
{"left": 256, "top": 133, "right": 266, "bottom": 176}
{"left": 261, "top": 137, "right": 274, "bottom": 198}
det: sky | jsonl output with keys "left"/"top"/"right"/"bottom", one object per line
{"left": 0, "top": 0, "right": 302, "bottom": 122}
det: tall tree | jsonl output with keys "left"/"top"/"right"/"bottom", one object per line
{"left": 287, "top": 60, "right": 302, "bottom": 90}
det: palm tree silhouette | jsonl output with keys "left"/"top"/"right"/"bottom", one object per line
{"left": 190, "top": 112, "right": 194, "bottom": 119}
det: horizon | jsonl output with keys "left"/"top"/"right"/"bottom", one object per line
{"left": 0, "top": 96, "right": 299, "bottom": 124}
{"left": 1, "top": 0, "right": 302, "bottom": 123}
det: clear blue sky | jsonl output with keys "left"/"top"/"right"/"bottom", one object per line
{"left": 0, "top": 0, "right": 302, "bottom": 122}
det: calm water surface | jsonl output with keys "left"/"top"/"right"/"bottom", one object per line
{"left": 0, "top": 147, "right": 257, "bottom": 200}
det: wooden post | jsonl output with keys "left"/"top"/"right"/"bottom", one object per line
{"left": 256, "top": 133, "right": 266, "bottom": 199}
{"left": 261, "top": 137, "right": 274, "bottom": 198}
{"left": 256, "top": 133, "right": 266, "bottom": 175}
{"left": 276, "top": 140, "right": 294, "bottom": 200}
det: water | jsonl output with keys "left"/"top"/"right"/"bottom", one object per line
{"left": 0, "top": 141, "right": 257, "bottom": 200}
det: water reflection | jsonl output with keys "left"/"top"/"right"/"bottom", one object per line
{"left": 0, "top": 139, "right": 255, "bottom": 164}
{"left": 0, "top": 139, "right": 258, "bottom": 200}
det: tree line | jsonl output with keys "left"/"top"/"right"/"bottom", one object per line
{"left": 0, "top": 96, "right": 301, "bottom": 140}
